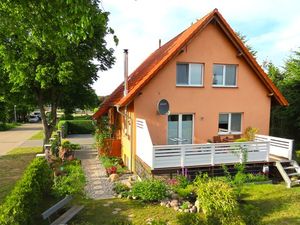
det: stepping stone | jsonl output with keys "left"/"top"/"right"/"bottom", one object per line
{"left": 112, "top": 211, "right": 119, "bottom": 214}
{"left": 114, "top": 208, "right": 121, "bottom": 211}
{"left": 103, "top": 203, "right": 110, "bottom": 207}
{"left": 95, "top": 189, "right": 105, "bottom": 194}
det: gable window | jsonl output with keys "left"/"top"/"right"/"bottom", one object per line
{"left": 218, "top": 113, "right": 242, "bottom": 134}
{"left": 176, "top": 63, "right": 203, "bottom": 86}
{"left": 213, "top": 64, "right": 237, "bottom": 87}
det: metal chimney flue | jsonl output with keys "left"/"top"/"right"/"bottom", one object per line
{"left": 124, "top": 49, "right": 128, "bottom": 97}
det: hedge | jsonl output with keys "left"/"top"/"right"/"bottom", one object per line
{"left": 57, "top": 120, "right": 68, "bottom": 138}
{"left": 58, "top": 120, "right": 94, "bottom": 137}
{"left": 0, "top": 158, "right": 52, "bottom": 225}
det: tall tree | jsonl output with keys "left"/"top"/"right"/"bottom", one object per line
{"left": 236, "top": 31, "right": 257, "bottom": 58}
{"left": 268, "top": 50, "right": 300, "bottom": 147}
{"left": 0, "top": 1, "right": 116, "bottom": 143}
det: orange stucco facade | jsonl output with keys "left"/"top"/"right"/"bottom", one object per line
{"left": 133, "top": 22, "right": 271, "bottom": 145}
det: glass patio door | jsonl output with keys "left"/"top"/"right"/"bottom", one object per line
{"left": 168, "top": 114, "right": 193, "bottom": 145}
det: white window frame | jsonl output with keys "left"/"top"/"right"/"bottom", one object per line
{"left": 176, "top": 63, "right": 204, "bottom": 87}
{"left": 167, "top": 114, "right": 194, "bottom": 144}
{"left": 218, "top": 112, "right": 242, "bottom": 135}
{"left": 212, "top": 64, "right": 237, "bottom": 87}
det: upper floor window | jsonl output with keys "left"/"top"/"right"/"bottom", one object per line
{"left": 176, "top": 63, "right": 203, "bottom": 86}
{"left": 213, "top": 64, "right": 237, "bottom": 87}
{"left": 218, "top": 113, "right": 242, "bottom": 134}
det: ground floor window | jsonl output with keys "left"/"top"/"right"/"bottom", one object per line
{"left": 218, "top": 113, "right": 242, "bottom": 134}
{"left": 168, "top": 114, "right": 193, "bottom": 144}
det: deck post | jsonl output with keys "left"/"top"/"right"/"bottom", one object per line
{"left": 181, "top": 146, "right": 185, "bottom": 168}
{"left": 211, "top": 144, "right": 215, "bottom": 166}
{"left": 266, "top": 141, "right": 270, "bottom": 162}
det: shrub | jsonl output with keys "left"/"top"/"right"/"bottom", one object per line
{"left": 0, "top": 158, "right": 52, "bottom": 225}
{"left": 195, "top": 175, "right": 242, "bottom": 224}
{"left": 114, "top": 182, "right": 130, "bottom": 194}
{"left": 176, "top": 184, "right": 196, "bottom": 200}
{"left": 50, "top": 132, "right": 60, "bottom": 156}
{"left": 52, "top": 160, "right": 85, "bottom": 197}
{"left": 176, "top": 213, "right": 205, "bottom": 225}
{"left": 131, "top": 179, "right": 168, "bottom": 202}
{"left": 57, "top": 120, "right": 68, "bottom": 138}
{"left": 67, "top": 120, "right": 95, "bottom": 134}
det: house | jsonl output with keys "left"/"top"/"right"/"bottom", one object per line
{"left": 93, "top": 9, "right": 295, "bottom": 182}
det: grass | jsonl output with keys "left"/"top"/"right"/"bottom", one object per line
{"left": 70, "top": 198, "right": 179, "bottom": 225}
{"left": 0, "top": 122, "right": 21, "bottom": 131}
{"left": 29, "top": 130, "right": 44, "bottom": 140}
{"left": 0, "top": 146, "right": 42, "bottom": 202}
{"left": 242, "top": 183, "right": 300, "bottom": 224}
{"left": 33, "top": 184, "right": 300, "bottom": 225}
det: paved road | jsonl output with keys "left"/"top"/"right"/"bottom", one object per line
{"left": 0, "top": 123, "right": 43, "bottom": 156}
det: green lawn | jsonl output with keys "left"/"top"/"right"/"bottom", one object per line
{"left": 29, "top": 130, "right": 44, "bottom": 140}
{"left": 0, "top": 146, "right": 42, "bottom": 202}
{"left": 242, "top": 183, "right": 300, "bottom": 224}
{"left": 69, "top": 184, "right": 300, "bottom": 225}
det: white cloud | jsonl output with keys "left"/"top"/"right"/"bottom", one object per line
{"left": 93, "top": 0, "right": 300, "bottom": 95}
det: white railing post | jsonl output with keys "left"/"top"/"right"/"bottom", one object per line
{"left": 289, "top": 140, "right": 294, "bottom": 160}
{"left": 181, "top": 146, "right": 185, "bottom": 168}
{"left": 239, "top": 143, "right": 243, "bottom": 164}
{"left": 152, "top": 146, "right": 155, "bottom": 169}
{"left": 211, "top": 144, "right": 215, "bottom": 166}
{"left": 266, "top": 141, "right": 270, "bottom": 162}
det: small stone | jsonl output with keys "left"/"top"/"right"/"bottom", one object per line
{"left": 108, "top": 173, "right": 119, "bottom": 182}
{"left": 195, "top": 200, "right": 200, "bottom": 213}
{"left": 117, "top": 194, "right": 123, "bottom": 198}
{"left": 114, "top": 208, "right": 121, "bottom": 211}
{"left": 190, "top": 206, "right": 197, "bottom": 213}
{"left": 103, "top": 203, "right": 110, "bottom": 207}
{"left": 178, "top": 209, "right": 183, "bottom": 212}
{"left": 132, "top": 196, "right": 137, "bottom": 200}
{"left": 173, "top": 206, "right": 179, "bottom": 211}
{"left": 170, "top": 199, "right": 179, "bottom": 207}
{"left": 112, "top": 211, "right": 119, "bottom": 215}
{"left": 160, "top": 202, "right": 166, "bottom": 206}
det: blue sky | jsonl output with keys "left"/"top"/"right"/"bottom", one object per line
{"left": 93, "top": 0, "right": 300, "bottom": 96}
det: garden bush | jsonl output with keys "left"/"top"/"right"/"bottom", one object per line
{"left": 0, "top": 158, "right": 52, "bottom": 225}
{"left": 52, "top": 160, "right": 85, "bottom": 197}
{"left": 57, "top": 120, "right": 68, "bottom": 138}
{"left": 195, "top": 175, "right": 242, "bottom": 224}
{"left": 131, "top": 179, "right": 168, "bottom": 202}
{"left": 67, "top": 120, "right": 94, "bottom": 134}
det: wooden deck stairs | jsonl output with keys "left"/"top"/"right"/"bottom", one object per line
{"left": 275, "top": 160, "right": 300, "bottom": 188}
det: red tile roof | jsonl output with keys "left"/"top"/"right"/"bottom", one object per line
{"left": 93, "top": 9, "right": 288, "bottom": 120}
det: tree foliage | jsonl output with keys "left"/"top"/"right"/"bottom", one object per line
{"left": 236, "top": 31, "right": 257, "bottom": 58}
{"left": 268, "top": 50, "right": 300, "bottom": 147}
{"left": 0, "top": 0, "right": 116, "bottom": 142}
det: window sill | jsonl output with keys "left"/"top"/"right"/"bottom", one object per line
{"left": 176, "top": 85, "right": 204, "bottom": 88}
{"left": 218, "top": 132, "right": 242, "bottom": 135}
{"left": 212, "top": 85, "right": 238, "bottom": 88}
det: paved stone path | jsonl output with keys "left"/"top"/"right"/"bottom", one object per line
{"left": 75, "top": 147, "right": 115, "bottom": 200}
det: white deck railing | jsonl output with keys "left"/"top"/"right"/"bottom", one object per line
{"left": 136, "top": 119, "right": 294, "bottom": 170}
{"left": 255, "top": 134, "right": 293, "bottom": 160}
{"left": 152, "top": 142, "right": 270, "bottom": 169}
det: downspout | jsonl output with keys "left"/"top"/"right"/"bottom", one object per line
{"left": 115, "top": 105, "right": 133, "bottom": 172}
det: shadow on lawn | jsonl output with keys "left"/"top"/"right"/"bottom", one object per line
{"left": 242, "top": 195, "right": 295, "bottom": 225}
{"left": 0, "top": 150, "right": 42, "bottom": 203}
